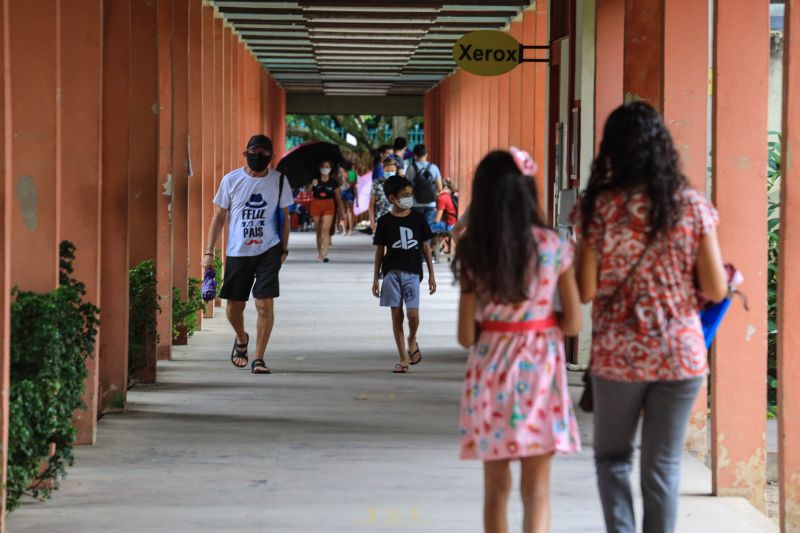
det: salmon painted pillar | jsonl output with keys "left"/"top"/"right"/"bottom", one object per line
{"left": 8, "top": 1, "right": 60, "bottom": 293}
{"left": 200, "top": 6, "right": 216, "bottom": 322}
{"left": 187, "top": 0, "right": 204, "bottom": 327}
{"left": 172, "top": 0, "right": 190, "bottom": 308}
{"left": 710, "top": 0, "right": 769, "bottom": 510}
{"left": 778, "top": 1, "right": 800, "bottom": 528}
{"left": 60, "top": 0, "right": 103, "bottom": 444}
{"left": 100, "top": 0, "right": 131, "bottom": 412}
{"left": 156, "top": 0, "right": 174, "bottom": 360}
{"left": 0, "top": 0, "right": 12, "bottom": 523}
{"left": 508, "top": 20, "right": 523, "bottom": 149}
{"left": 662, "top": 0, "right": 712, "bottom": 462}
{"left": 128, "top": 0, "right": 160, "bottom": 384}
{"left": 520, "top": 9, "right": 536, "bottom": 160}
{"left": 623, "top": 0, "right": 663, "bottom": 107}
{"left": 594, "top": 0, "right": 623, "bottom": 146}
{"left": 663, "top": 0, "right": 709, "bottom": 192}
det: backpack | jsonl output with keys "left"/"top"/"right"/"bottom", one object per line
{"left": 411, "top": 162, "right": 437, "bottom": 204}
{"left": 450, "top": 192, "right": 459, "bottom": 213}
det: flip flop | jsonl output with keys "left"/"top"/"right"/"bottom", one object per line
{"left": 251, "top": 359, "right": 271, "bottom": 374}
{"left": 231, "top": 333, "right": 249, "bottom": 368}
{"left": 408, "top": 347, "right": 422, "bottom": 366}
{"left": 393, "top": 363, "right": 409, "bottom": 374}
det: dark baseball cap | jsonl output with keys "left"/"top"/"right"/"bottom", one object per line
{"left": 246, "top": 134, "right": 273, "bottom": 152}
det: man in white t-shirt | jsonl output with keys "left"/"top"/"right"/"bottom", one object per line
{"left": 202, "top": 134, "right": 293, "bottom": 375}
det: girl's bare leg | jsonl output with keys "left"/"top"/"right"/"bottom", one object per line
{"left": 484, "top": 459, "right": 512, "bottom": 533}
{"left": 520, "top": 454, "right": 553, "bottom": 533}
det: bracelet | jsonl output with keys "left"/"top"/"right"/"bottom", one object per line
{"left": 203, "top": 253, "right": 214, "bottom": 256}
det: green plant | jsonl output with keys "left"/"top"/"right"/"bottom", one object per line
{"left": 214, "top": 249, "right": 223, "bottom": 297}
{"left": 7, "top": 241, "right": 100, "bottom": 511}
{"left": 128, "top": 260, "right": 160, "bottom": 376}
{"left": 767, "top": 132, "right": 781, "bottom": 418}
{"left": 172, "top": 278, "right": 204, "bottom": 340}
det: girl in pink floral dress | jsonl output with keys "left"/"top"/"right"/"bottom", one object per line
{"left": 453, "top": 149, "right": 582, "bottom": 533}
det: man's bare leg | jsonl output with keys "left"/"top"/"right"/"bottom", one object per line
{"left": 226, "top": 300, "right": 249, "bottom": 367}
{"left": 252, "top": 297, "right": 275, "bottom": 373}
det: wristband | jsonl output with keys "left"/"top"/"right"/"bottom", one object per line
{"left": 281, "top": 250, "right": 289, "bottom": 256}
{"left": 203, "top": 253, "right": 214, "bottom": 256}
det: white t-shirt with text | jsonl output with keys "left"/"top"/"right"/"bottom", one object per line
{"left": 213, "top": 168, "right": 294, "bottom": 257}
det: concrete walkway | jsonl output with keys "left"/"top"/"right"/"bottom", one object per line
{"left": 9, "top": 233, "right": 776, "bottom": 532}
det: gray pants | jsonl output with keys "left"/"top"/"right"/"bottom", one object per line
{"left": 592, "top": 376, "right": 703, "bottom": 533}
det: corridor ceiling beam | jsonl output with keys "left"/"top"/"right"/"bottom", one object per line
{"left": 210, "top": 0, "right": 534, "bottom": 96}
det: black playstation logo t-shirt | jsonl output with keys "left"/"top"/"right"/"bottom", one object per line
{"left": 373, "top": 211, "right": 433, "bottom": 280}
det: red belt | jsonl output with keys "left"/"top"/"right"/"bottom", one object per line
{"left": 480, "top": 315, "right": 558, "bottom": 333}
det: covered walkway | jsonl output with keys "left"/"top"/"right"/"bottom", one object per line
{"left": 8, "top": 235, "right": 776, "bottom": 532}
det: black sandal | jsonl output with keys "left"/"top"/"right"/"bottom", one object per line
{"left": 231, "top": 333, "right": 249, "bottom": 368}
{"left": 408, "top": 347, "right": 422, "bottom": 366}
{"left": 251, "top": 359, "right": 271, "bottom": 374}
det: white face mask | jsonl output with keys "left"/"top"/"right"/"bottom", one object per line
{"left": 397, "top": 197, "right": 415, "bottom": 210}
{"left": 319, "top": 167, "right": 331, "bottom": 176}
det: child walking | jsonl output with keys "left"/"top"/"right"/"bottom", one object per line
{"left": 372, "top": 175, "right": 437, "bottom": 373}
{"left": 453, "top": 149, "right": 582, "bottom": 533}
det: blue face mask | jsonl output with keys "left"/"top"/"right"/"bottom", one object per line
{"left": 383, "top": 171, "right": 395, "bottom": 178}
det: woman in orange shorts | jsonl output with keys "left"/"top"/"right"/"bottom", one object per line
{"left": 310, "top": 160, "right": 345, "bottom": 262}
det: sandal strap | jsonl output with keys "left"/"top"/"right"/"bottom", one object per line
{"left": 251, "top": 359, "right": 267, "bottom": 369}
{"left": 236, "top": 333, "right": 249, "bottom": 349}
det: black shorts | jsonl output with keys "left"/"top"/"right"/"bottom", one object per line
{"left": 220, "top": 244, "right": 282, "bottom": 301}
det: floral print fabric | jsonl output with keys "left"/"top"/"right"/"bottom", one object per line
{"left": 459, "top": 228, "right": 581, "bottom": 461}
{"left": 574, "top": 188, "right": 720, "bottom": 382}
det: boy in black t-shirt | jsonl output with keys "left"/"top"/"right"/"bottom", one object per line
{"left": 372, "top": 176, "right": 436, "bottom": 373}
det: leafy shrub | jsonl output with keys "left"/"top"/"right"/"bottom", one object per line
{"left": 172, "top": 278, "right": 204, "bottom": 340}
{"left": 128, "top": 260, "right": 159, "bottom": 377}
{"left": 7, "top": 242, "right": 100, "bottom": 511}
{"left": 767, "top": 133, "right": 780, "bottom": 417}
{"left": 214, "top": 249, "right": 224, "bottom": 297}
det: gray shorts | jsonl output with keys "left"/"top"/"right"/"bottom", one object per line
{"left": 380, "top": 270, "right": 420, "bottom": 309}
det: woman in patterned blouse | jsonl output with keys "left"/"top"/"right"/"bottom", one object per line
{"left": 574, "top": 102, "right": 728, "bottom": 533}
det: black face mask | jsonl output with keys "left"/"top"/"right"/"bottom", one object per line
{"left": 247, "top": 152, "right": 272, "bottom": 172}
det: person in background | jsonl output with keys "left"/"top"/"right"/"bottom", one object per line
{"left": 370, "top": 157, "right": 398, "bottom": 233}
{"left": 339, "top": 166, "right": 359, "bottom": 236}
{"left": 430, "top": 179, "right": 458, "bottom": 261}
{"left": 406, "top": 143, "right": 443, "bottom": 227}
{"left": 372, "top": 145, "right": 391, "bottom": 181}
{"left": 310, "top": 160, "right": 345, "bottom": 263}
{"left": 392, "top": 137, "right": 408, "bottom": 174}
{"left": 372, "top": 175, "right": 436, "bottom": 374}
{"left": 294, "top": 186, "right": 313, "bottom": 231}
{"left": 574, "top": 102, "right": 728, "bottom": 533}
{"left": 454, "top": 148, "right": 582, "bottom": 533}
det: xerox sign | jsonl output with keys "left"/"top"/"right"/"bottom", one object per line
{"left": 453, "top": 30, "right": 522, "bottom": 76}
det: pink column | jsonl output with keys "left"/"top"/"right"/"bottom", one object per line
{"left": 60, "top": 0, "right": 103, "bottom": 443}
{"left": 0, "top": 1, "right": 11, "bottom": 522}
{"left": 710, "top": 0, "right": 769, "bottom": 510}
{"left": 172, "top": 0, "right": 190, "bottom": 311}
{"left": 778, "top": 1, "right": 800, "bottom": 528}
{"left": 156, "top": 0, "right": 174, "bottom": 360}
{"left": 128, "top": 0, "right": 160, "bottom": 384}
{"left": 99, "top": 0, "right": 131, "bottom": 412}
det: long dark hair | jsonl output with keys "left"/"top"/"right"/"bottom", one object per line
{"left": 581, "top": 101, "right": 687, "bottom": 240}
{"left": 453, "top": 151, "right": 546, "bottom": 303}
